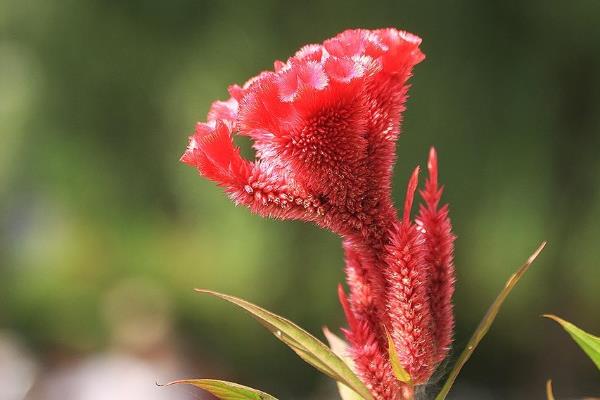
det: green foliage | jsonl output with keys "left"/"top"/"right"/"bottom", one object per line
{"left": 434, "top": 242, "right": 546, "bottom": 400}
{"left": 544, "top": 314, "right": 600, "bottom": 371}
{"left": 195, "top": 289, "right": 373, "bottom": 400}
{"left": 384, "top": 328, "right": 412, "bottom": 385}
{"left": 167, "top": 379, "right": 277, "bottom": 400}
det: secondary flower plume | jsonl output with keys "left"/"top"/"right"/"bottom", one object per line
{"left": 182, "top": 28, "right": 455, "bottom": 400}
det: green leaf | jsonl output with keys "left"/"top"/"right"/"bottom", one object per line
{"left": 544, "top": 314, "right": 600, "bottom": 371}
{"left": 546, "top": 379, "right": 555, "bottom": 400}
{"left": 434, "top": 242, "right": 547, "bottom": 400}
{"left": 196, "top": 289, "right": 373, "bottom": 400}
{"left": 166, "top": 379, "right": 277, "bottom": 400}
{"left": 323, "top": 327, "right": 362, "bottom": 400}
{"left": 384, "top": 328, "right": 412, "bottom": 384}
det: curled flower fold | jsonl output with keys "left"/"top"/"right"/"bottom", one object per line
{"left": 182, "top": 28, "right": 455, "bottom": 400}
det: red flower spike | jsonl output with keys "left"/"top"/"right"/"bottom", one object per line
{"left": 384, "top": 169, "right": 436, "bottom": 384}
{"left": 182, "top": 28, "right": 455, "bottom": 400}
{"left": 403, "top": 166, "right": 420, "bottom": 224}
{"left": 338, "top": 284, "right": 356, "bottom": 329}
{"left": 342, "top": 242, "right": 405, "bottom": 399}
{"left": 417, "top": 148, "right": 456, "bottom": 364}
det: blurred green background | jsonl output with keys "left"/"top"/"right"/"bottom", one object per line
{"left": 1, "top": 1, "right": 599, "bottom": 399}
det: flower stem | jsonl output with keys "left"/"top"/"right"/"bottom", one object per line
{"left": 434, "top": 242, "right": 546, "bottom": 400}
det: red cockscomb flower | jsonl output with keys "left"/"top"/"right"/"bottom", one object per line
{"left": 182, "top": 28, "right": 455, "bottom": 400}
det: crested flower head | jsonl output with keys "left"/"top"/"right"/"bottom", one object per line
{"left": 182, "top": 28, "right": 424, "bottom": 237}
{"left": 182, "top": 28, "right": 455, "bottom": 400}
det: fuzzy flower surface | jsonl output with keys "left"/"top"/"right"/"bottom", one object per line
{"left": 181, "top": 28, "right": 455, "bottom": 400}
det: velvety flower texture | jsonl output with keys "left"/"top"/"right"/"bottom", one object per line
{"left": 181, "top": 28, "right": 455, "bottom": 400}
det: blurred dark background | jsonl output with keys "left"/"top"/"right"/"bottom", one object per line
{"left": 1, "top": 1, "right": 599, "bottom": 399}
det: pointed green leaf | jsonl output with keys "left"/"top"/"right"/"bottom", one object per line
{"left": 434, "top": 242, "right": 547, "bottom": 400}
{"left": 167, "top": 379, "right": 277, "bottom": 400}
{"left": 384, "top": 328, "right": 412, "bottom": 384}
{"left": 546, "top": 380, "right": 555, "bottom": 400}
{"left": 323, "top": 327, "right": 362, "bottom": 400}
{"left": 196, "top": 289, "right": 373, "bottom": 400}
{"left": 544, "top": 314, "right": 600, "bottom": 371}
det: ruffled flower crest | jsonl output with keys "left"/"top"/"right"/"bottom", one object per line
{"left": 181, "top": 28, "right": 425, "bottom": 234}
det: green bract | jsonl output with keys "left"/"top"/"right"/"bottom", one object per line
{"left": 544, "top": 314, "right": 600, "bottom": 371}
{"left": 168, "top": 379, "right": 278, "bottom": 400}
{"left": 195, "top": 289, "right": 373, "bottom": 400}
